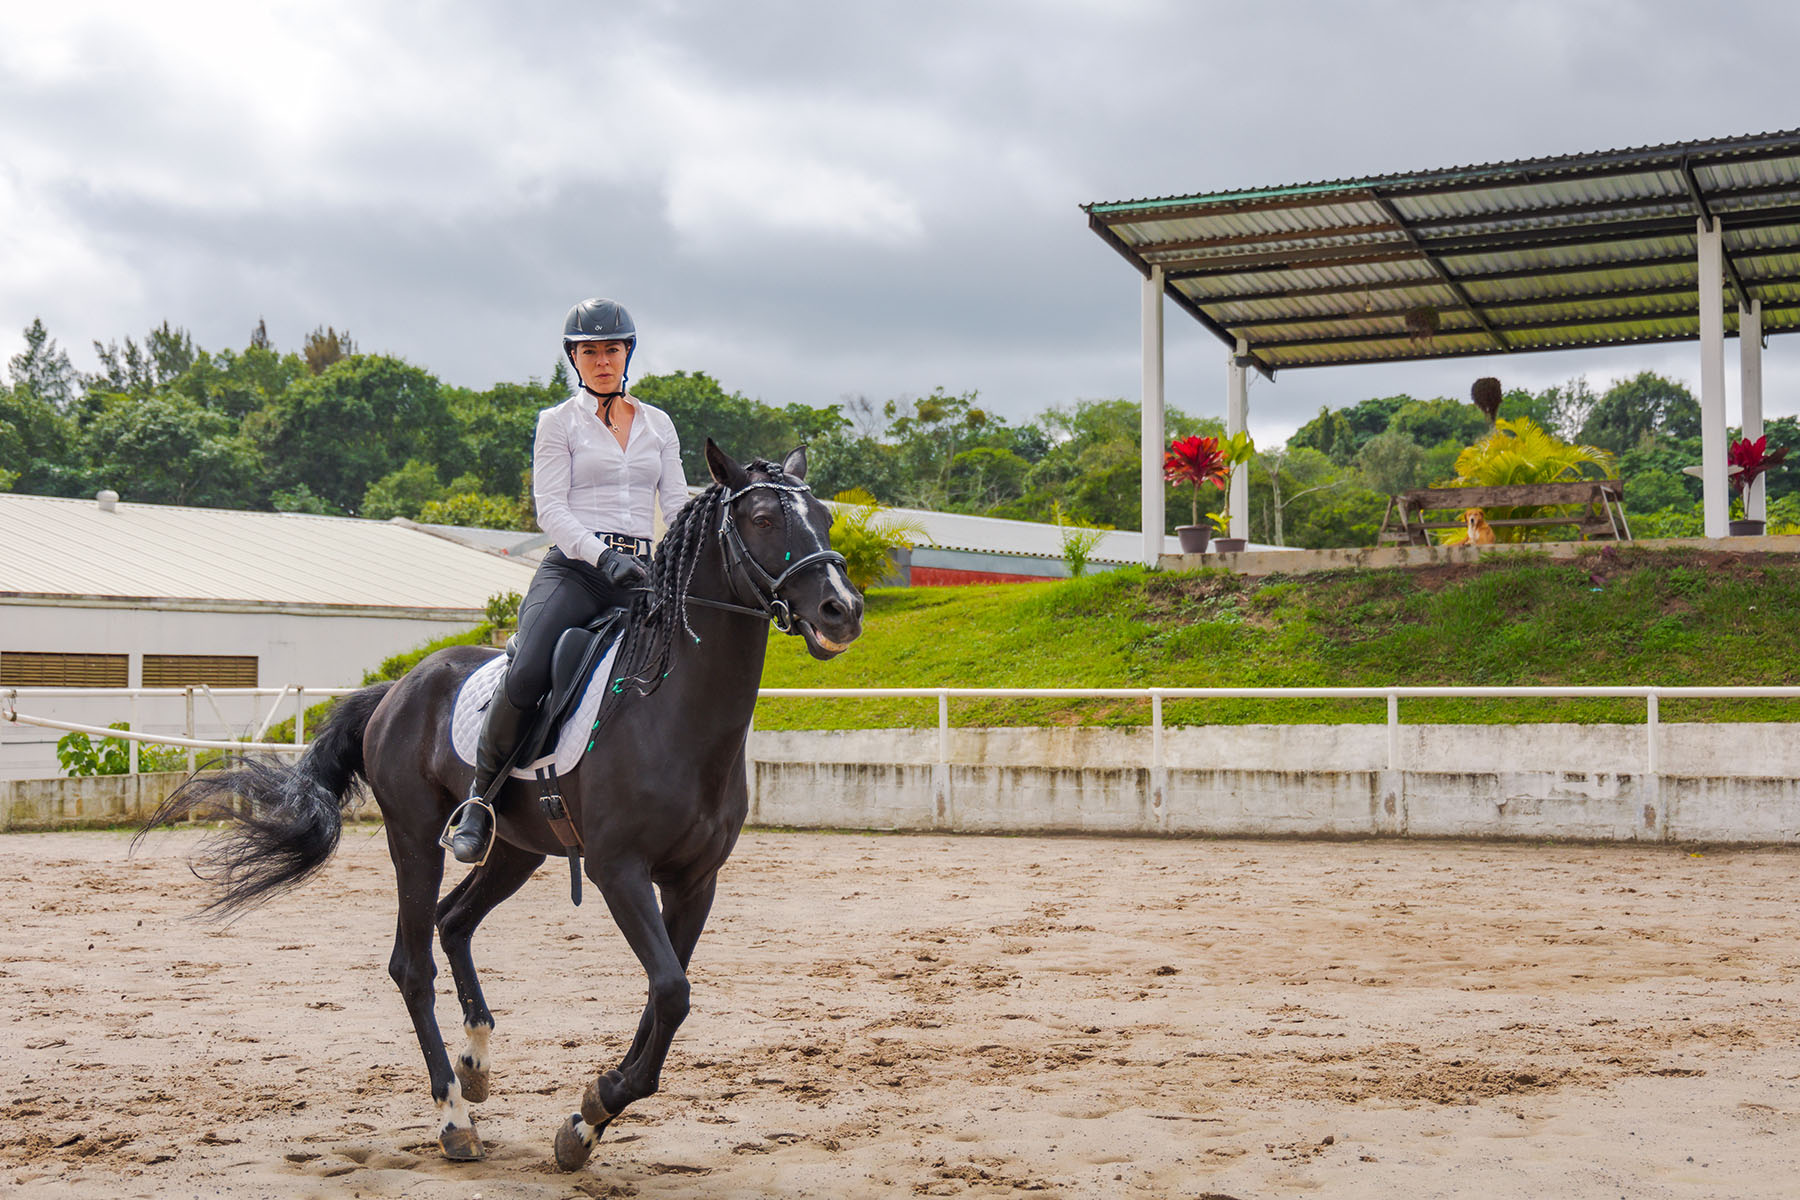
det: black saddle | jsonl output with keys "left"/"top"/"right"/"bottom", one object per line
{"left": 505, "top": 608, "right": 628, "bottom": 767}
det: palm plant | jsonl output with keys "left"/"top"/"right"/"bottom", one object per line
{"left": 828, "top": 489, "right": 930, "bottom": 591}
{"left": 1443, "top": 417, "right": 1614, "bottom": 544}
{"left": 1207, "top": 430, "right": 1256, "bottom": 535}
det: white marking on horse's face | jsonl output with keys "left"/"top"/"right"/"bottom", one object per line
{"left": 436, "top": 1079, "right": 473, "bottom": 1131}
{"left": 824, "top": 565, "right": 858, "bottom": 614}
{"left": 461, "top": 1023, "right": 490, "bottom": 1072}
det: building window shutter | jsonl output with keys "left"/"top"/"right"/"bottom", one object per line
{"left": 0, "top": 652, "right": 130, "bottom": 687}
{"left": 141, "top": 655, "right": 260, "bottom": 688}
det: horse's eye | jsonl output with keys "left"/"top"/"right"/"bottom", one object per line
{"left": 752, "top": 515, "right": 775, "bottom": 529}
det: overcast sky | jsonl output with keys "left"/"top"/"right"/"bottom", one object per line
{"left": 4, "top": 0, "right": 1797, "bottom": 445}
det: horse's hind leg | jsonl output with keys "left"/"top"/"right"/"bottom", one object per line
{"left": 384, "top": 826, "right": 481, "bottom": 1161}
{"left": 436, "top": 840, "right": 546, "bottom": 1105}
{"left": 555, "top": 867, "right": 716, "bottom": 1172}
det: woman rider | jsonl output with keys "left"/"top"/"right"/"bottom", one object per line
{"left": 442, "top": 298, "right": 690, "bottom": 864}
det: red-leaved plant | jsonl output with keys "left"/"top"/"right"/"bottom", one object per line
{"left": 1163, "top": 435, "right": 1229, "bottom": 526}
{"left": 1728, "top": 435, "right": 1789, "bottom": 498}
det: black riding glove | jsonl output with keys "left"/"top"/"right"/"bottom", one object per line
{"left": 596, "top": 547, "right": 648, "bottom": 590}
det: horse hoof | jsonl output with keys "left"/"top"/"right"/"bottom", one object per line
{"left": 455, "top": 1055, "right": 490, "bottom": 1104}
{"left": 553, "top": 1114, "right": 594, "bottom": 1172}
{"left": 440, "top": 1125, "right": 485, "bottom": 1162}
{"left": 579, "top": 1071, "right": 621, "bottom": 1128}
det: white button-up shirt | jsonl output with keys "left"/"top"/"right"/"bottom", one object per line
{"left": 533, "top": 392, "right": 690, "bottom": 566}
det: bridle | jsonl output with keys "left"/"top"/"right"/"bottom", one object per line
{"left": 689, "top": 476, "right": 848, "bottom": 634}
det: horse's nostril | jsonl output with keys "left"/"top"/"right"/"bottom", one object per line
{"left": 820, "top": 597, "right": 847, "bottom": 621}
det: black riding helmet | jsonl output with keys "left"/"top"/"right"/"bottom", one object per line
{"left": 563, "top": 298, "right": 636, "bottom": 401}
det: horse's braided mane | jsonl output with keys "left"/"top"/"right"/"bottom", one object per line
{"left": 608, "top": 459, "right": 792, "bottom": 703}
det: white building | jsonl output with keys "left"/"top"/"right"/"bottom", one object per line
{"left": 0, "top": 492, "right": 537, "bottom": 780}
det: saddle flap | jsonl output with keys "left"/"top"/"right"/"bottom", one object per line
{"left": 514, "top": 614, "right": 627, "bottom": 765}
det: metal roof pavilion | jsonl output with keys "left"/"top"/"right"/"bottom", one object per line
{"left": 1086, "top": 130, "right": 1800, "bottom": 560}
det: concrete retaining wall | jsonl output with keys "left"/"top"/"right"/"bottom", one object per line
{"left": 7, "top": 724, "right": 1797, "bottom": 843}
{"left": 2, "top": 771, "right": 188, "bottom": 831}
{"left": 746, "top": 724, "right": 1800, "bottom": 844}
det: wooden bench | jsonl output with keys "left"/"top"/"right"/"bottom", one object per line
{"left": 1378, "top": 480, "right": 1631, "bottom": 546}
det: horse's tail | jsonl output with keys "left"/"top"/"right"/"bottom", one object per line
{"left": 136, "top": 682, "right": 393, "bottom": 919}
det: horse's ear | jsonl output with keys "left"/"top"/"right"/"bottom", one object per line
{"left": 781, "top": 445, "right": 808, "bottom": 481}
{"left": 706, "top": 438, "right": 750, "bottom": 490}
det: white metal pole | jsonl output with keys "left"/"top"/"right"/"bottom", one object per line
{"left": 1227, "top": 338, "right": 1249, "bottom": 541}
{"left": 1699, "top": 218, "right": 1729, "bottom": 538}
{"left": 185, "top": 688, "right": 195, "bottom": 774}
{"left": 1741, "top": 298, "right": 1765, "bottom": 523}
{"left": 1141, "top": 265, "right": 1166, "bottom": 567}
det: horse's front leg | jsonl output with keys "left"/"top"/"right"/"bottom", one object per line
{"left": 436, "top": 840, "right": 546, "bottom": 1105}
{"left": 554, "top": 864, "right": 715, "bottom": 1172}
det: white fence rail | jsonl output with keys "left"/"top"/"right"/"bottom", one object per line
{"left": 1, "top": 686, "right": 358, "bottom": 773}
{"left": 6, "top": 684, "right": 1799, "bottom": 782}
{"left": 751, "top": 686, "right": 1800, "bottom": 805}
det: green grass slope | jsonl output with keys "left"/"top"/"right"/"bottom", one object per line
{"left": 754, "top": 546, "right": 1800, "bottom": 729}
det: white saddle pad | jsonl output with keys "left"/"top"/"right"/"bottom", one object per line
{"left": 450, "top": 642, "right": 622, "bottom": 779}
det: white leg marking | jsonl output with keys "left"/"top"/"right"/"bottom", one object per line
{"left": 460, "top": 1023, "right": 491, "bottom": 1073}
{"left": 570, "top": 1115, "right": 600, "bottom": 1148}
{"left": 435, "top": 1079, "right": 473, "bottom": 1131}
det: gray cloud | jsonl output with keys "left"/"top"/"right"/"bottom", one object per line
{"left": 4, "top": 0, "right": 1798, "bottom": 447}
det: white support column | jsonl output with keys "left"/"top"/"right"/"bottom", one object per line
{"left": 1698, "top": 218, "right": 1729, "bottom": 538}
{"left": 1741, "top": 298, "right": 1765, "bottom": 522}
{"left": 1226, "top": 338, "right": 1249, "bottom": 541}
{"left": 1140, "top": 265, "right": 1166, "bottom": 567}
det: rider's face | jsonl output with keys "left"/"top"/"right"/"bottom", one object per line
{"left": 573, "top": 340, "right": 630, "bottom": 395}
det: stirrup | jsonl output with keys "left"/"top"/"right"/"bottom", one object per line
{"left": 439, "top": 797, "right": 497, "bottom": 868}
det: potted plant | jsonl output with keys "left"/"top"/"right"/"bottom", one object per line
{"left": 1208, "top": 431, "right": 1257, "bottom": 553}
{"left": 1727, "top": 435, "right": 1789, "bottom": 536}
{"left": 1163, "top": 434, "right": 1228, "bottom": 553}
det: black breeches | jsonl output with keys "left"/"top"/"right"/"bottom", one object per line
{"left": 505, "top": 549, "right": 633, "bottom": 707}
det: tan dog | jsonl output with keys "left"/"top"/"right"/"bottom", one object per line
{"left": 1463, "top": 508, "right": 1496, "bottom": 546}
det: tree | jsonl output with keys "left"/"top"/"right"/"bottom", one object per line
{"left": 418, "top": 491, "right": 532, "bottom": 530}
{"left": 1255, "top": 446, "right": 1346, "bottom": 547}
{"left": 81, "top": 390, "right": 259, "bottom": 507}
{"left": 0, "top": 379, "right": 73, "bottom": 493}
{"left": 1577, "top": 371, "right": 1700, "bottom": 454}
{"left": 362, "top": 459, "right": 448, "bottom": 520}
{"left": 1355, "top": 430, "right": 1427, "bottom": 497}
{"left": 303, "top": 326, "right": 357, "bottom": 375}
{"left": 1389, "top": 396, "right": 1490, "bottom": 449}
{"left": 632, "top": 370, "right": 843, "bottom": 482}
{"left": 250, "top": 318, "right": 272, "bottom": 350}
{"left": 8, "top": 318, "right": 77, "bottom": 411}
{"left": 257, "top": 355, "right": 453, "bottom": 513}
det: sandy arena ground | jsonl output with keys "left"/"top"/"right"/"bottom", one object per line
{"left": 2, "top": 827, "right": 1798, "bottom": 1199}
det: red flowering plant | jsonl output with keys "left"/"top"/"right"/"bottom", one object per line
{"left": 1163, "top": 434, "right": 1229, "bottom": 526}
{"left": 1728, "top": 435, "right": 1790, "bottom": 514}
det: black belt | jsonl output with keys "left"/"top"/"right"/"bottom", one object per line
{"left": 597, "top": 532, "right": 651, "bottom": 557}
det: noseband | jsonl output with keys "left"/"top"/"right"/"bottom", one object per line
{"left": 691, "top": 477, "right": 848, "bottom": 634}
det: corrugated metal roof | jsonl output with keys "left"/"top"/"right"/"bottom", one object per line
{"left": 0, "top": 494, "right": 538, "bottom": 611}
{"left": 827, "top": 502, "right": 1289, "bottom": 563}
{"left": 1085, "top": 130, "right": 1800, "bottom": 372}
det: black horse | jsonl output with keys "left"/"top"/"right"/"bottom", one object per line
{"left": 142, "top": 442, "right": 862, "bottom": 1169}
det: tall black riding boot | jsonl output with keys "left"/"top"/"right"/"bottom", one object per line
{"left": 443, "top": 689, "right": 535, "bottom": 865}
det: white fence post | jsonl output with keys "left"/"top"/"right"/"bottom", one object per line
{"left": 935, "top": 691, "right": 950, "bottom": 827}
{"left": 185, "top": 688, "right": 196, "bottom": 774}
{"left": 1151, "top": 690, "right": 1166, "bottom": 827}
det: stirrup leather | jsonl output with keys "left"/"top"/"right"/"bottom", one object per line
{"left": 439, "top": 797, "right": 498, "bottom": 868}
